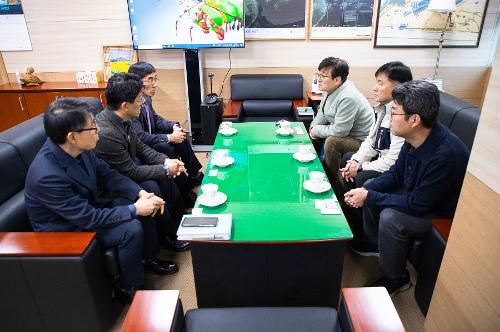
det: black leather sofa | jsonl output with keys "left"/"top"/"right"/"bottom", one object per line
{"left": 410, "top": 91, "right": 481, "bottom": 315}
{"left": 0, "top": 98, "right": 117, "bottom": 332}
{"left": 123, "top": 288, "right": 405, "bottom": 332}
{"left": 223, "top": 74, "right": 311, "bottom": 125}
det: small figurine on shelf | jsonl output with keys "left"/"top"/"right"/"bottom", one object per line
{"left": 20, "top": 67, "right": 43, "bottom": 86}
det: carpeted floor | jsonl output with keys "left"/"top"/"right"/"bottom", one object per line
{"left": 109, "top": 152, "right": 425, "bottom": 331}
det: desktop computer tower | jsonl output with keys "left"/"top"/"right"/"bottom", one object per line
{"left": 200, "top": 99, "right": 223, "bottom": 145}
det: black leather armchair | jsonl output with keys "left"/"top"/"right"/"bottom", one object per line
{"left": 223, "top": 74, "right": 308, "bottom": 123}
{"left": 0, "top": 98, "right": 118, "bottom": 331}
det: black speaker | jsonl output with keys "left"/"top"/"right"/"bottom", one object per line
{"left": 200, "top": 99, "right": 223, "bottom": 145}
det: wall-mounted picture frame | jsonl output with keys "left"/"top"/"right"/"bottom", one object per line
{"left": 309, "top": 0, "right": 376, "bottom": 39}
{"left": 244, "top": 0, "right": 307, "bottom": 39}
{"left": 373, "top": 0, "right": 489, "bottom": 48}
{"left": 102, "top": 45, "right": 138, "bottom": 81}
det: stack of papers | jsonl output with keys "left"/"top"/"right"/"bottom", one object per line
{"left": 177, "top": 214, "right": 232, "bottom": 241}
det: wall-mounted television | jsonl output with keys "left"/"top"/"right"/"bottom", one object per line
{"left": 127, "top": 0, "right": 245, "bottom": 50}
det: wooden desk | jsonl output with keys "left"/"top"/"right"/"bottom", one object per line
{"left": 0, "top": 232, "right": 114, "bottom": 332}
{"left": 190, "top": 122, "right": 352, "bottom": 308}
{"left": 0, "top": 82, "right": 106, "bottom": 132}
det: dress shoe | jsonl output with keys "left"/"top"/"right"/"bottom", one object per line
{"left": 162, "top": 238, "right": 191, "bottom": 252}
{"left": 369, "top": 271, "right": 411, "bottom": 296}
{"left": 188, "top": 171, "right": 204, "bottom": 188}
{"left": 114, "top": 286, "right": 137, "bottom": 303}
{"left": 144, "top": 257, "right": 179, "bottom": 276}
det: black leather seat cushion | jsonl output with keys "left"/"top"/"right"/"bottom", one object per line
{"left": 184, "top": 307, "right": 340, "bottom": 332}
{"left": 0, "top": 115, "right": 46, "bottom": 168}
{"left": 449, "top": 107, "right": 481, "bottom": 151}
{"left": 231, "top": 74, "right": 303, "bottom": 101}
{"left": 80, "top": 97, "right": 104, "bottom": 116}
{"left": 438, "top": 92, "right": 477, "bottom": 127}
{"left": 240, "top": 100, "right": 293, "bottom": 122}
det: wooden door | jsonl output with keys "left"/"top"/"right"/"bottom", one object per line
{"left": 0, "top": 93, "right": 31, "bottom": 132}
{"left": 23, "top": 92, "right": 61, "bottom": 117}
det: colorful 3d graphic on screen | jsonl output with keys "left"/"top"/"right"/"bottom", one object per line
{"left": 127, "top": 0, "right": 245, "bottom": 49}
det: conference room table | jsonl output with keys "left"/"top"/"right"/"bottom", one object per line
{"left": 190, "top": 122, "right": 353, "bottom": 308}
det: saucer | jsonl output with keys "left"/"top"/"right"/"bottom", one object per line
{"left": 276, "top": 128, "right": 294, "bottom": 136}
{"left": 219, "top": 127, "right": 238, "bottom": 136}
{"left": 211, "top": 156, "right": 235, "bottom": 167}
{"left": 197, "top": 192, "right": 227, "bottom": 207}
{"left": 303, "top": 180, "right": 331, "bottom": 193}
{"left": 293, "top": 152, "right": 316, "bottom": 163}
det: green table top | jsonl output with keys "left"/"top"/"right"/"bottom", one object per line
{"left": 197, "top": 122, "right": 353, "bottom": 242}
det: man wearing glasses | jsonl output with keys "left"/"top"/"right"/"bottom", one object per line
{"left": 128, "top": 62, "right": 203, "bottom": 192}
{"left": 25, "top": 98, "right": 179, "bottom": 302}
{"left": 309, "top": 57, "right": 373, "bottom": 184}
{"left": 344, "top": 81, "right": 470, "bottom": 296}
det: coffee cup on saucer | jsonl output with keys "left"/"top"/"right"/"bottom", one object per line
{"left": 220, "top": 121, "right": 232, "bottom": 131}
{"left": 201, "top": 183, "right": 218, "bottom": 201}
{"left": 309, "top": 171, "right": 326, "bottom": 187}
{"left": 278, "top": 120, "right": 291, "bottom": 132}
{"left": 213, "top": 149, "right": 229, "bottom": 162}
{"left": 297, "top": 145, "right": 311, "bottom": 155}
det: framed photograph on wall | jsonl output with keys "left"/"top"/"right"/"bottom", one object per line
{"left": 245, "top": 0, "right": 307, "bottom": 39}
{"left": 102, "top": 45, "right": 138, "bottom": 81}
{"left": 310, "top": 0, "right": 375, "bottom": 39}
{"left": 374, "top": 0, "right": 489, "bottom": 47}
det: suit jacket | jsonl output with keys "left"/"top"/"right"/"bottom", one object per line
{"left": 132, "top": 96, "right": 177, "bottom": 146}
{"left": 25, "top": 139, "right": 141, "bottom": 232}
{"left": 95, "top": 108, "right": 167, "bottom": 182}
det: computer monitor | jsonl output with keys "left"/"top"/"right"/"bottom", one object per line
{"left": 127, "top": 0, "right": 245, "bottom": 49}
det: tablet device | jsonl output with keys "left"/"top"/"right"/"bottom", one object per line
{"left": 181, "top": 216, "right": 219, "bottom": 227}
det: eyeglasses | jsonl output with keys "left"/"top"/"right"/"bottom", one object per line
{"left": 390, "top": 112, "right": 412, "bottom": 116}
{"left": 76, "top": 119, "right": 98, "bottom": 133}
{"left": 143, "top": 76, "right": 159, "bottom": 84}
{"left": 315, "top": 73, "right": 330, "bottom": 79}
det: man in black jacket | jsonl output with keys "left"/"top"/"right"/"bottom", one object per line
{"left": 128, "top": 62, "right": 203, "bottom": 188}
{"left": 95, "top": 73, "right": 189, "bottom": 252}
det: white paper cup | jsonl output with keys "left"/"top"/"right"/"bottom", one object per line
{"left": 220, "top": 121, "right": 232, "bottom": 130}
{"left": 201, "top": 183, "right": 218, "bottom": 200}
{"left": 298, "top": 145, "right": 311, "bottom": 155}
{"left": 278, "top": 120, "right": 291, "bottom": 131}
{"left": 213, "top": 149, "right": 229, "bottom": 161}
{"left": 309, "top": 171, "right": 326, "bottom": 185}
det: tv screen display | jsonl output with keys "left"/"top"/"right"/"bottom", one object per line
{"left": 127, "top": 0, "right": 245, "bottom": 49}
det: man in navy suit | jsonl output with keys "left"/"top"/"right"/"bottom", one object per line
{"left": 25, "top": 98, "right": 179, "bottom": 302}
{"left": 128, "top": 62, "right": 203, "bottom": 188}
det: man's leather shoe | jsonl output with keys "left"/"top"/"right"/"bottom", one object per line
{"left": 162, "top": 238, "right": 191, "bottom": 252}
{"left": 144, "top": 257, "right": 179, "bottom": 276}
{"left": 188, "top": 171, "right": 204, "bottom": 188}
{"left": 114, "top": 286, "right": 137, "bottom": 303}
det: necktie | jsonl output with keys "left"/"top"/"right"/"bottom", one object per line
{"left": 144, "top": 102, "right": 152, "bottom": 134}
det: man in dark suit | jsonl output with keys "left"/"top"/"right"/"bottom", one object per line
{"left": 128, "top": 62, "right": 203, "bottom": 188}
{"left": 95, "top": 73, "right": 189, "bottom": 252}
{"left": 25, "top": 98, "right": 178, "bottom": 302}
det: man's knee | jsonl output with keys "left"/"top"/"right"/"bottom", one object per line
{"left": 120, "top": 219, "right": 144, "bottom": 244}
{"left": 379, "top": 208, "right": 405, "bottom": 238}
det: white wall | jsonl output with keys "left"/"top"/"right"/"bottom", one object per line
{"left": 2, "top": 0, "right": 499, "bottom": 73}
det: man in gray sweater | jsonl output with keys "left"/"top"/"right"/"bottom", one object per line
{"left": 309, "top": 57, "right": 373, "bottom": 183}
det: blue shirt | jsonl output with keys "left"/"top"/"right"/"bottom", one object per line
{"left": 364, "top": 122, "right": 470, "bottom": 218}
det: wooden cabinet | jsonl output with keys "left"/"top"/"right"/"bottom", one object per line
{"left": 0, "top": 92, "right": 30, "bottom": 132}
{"left": 0, "top": 82, "right": 106, "bottom": 131}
